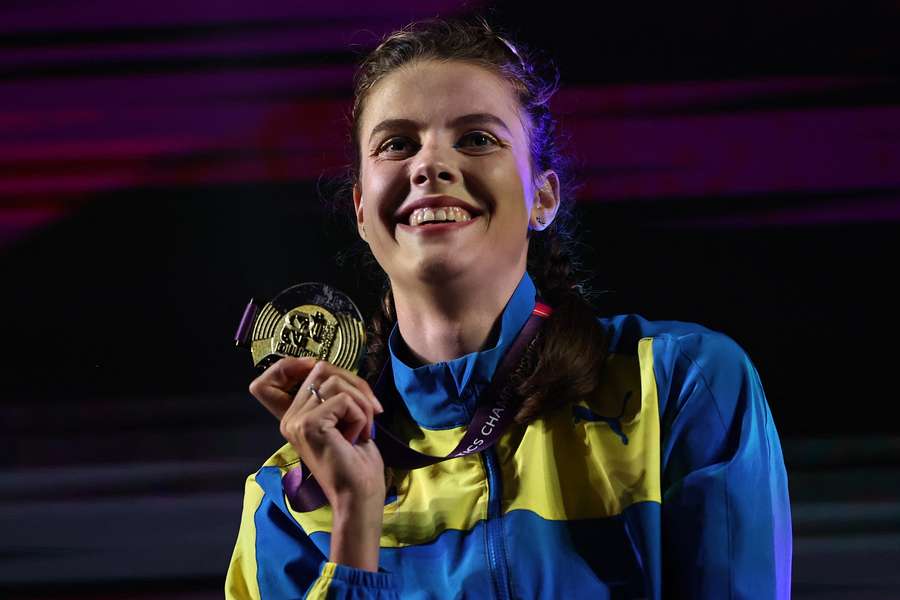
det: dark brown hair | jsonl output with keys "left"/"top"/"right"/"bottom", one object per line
{"left": 342, "top": 16, "right": 608, "bottom": 423}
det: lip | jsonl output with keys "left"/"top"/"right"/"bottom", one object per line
{"left": 397, "top": 215, "right": 481, "bottom": 235}
{"left": 394, "top": 195, "right": 483, "bottom": 225}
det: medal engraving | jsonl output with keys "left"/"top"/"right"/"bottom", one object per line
{"left": 277, "top": 306, "right": 337, "bottom": 359}
{"left": 237, "top": 283, "right": 365, "bottom": 374}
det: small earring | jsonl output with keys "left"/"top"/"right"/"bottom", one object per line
{"left": 535, "top": 200, "right": 545, "bottom": 226}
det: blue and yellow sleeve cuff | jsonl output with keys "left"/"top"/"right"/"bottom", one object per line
{"left": 306, "top": 561, "right": 399, "bottom": 599}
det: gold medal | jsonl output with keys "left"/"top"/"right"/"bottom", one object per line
{"left": 235, "top": 283, "right": 366, "bottom": 373}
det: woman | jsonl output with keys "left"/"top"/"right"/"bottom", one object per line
{"left": 226, "top": 17, "right": 792, "bottom": 599}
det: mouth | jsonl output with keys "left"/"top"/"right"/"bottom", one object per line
{"left": 396, "top": 214, "right": 481, "bottom": 235}
{"left": 407, "top": 205, "right": 473, "bottom": 227}
{"left": 394, "top": 195, "right": 484, "bottom": 227}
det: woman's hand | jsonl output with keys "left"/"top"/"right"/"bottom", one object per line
{"left": 248, "top": 357, "right": 386, "bottom": 571}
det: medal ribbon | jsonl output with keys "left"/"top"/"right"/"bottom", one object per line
{"left": 282, "top": 300, "right": 553, "bottom": 512}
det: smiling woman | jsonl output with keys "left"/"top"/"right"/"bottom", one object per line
{"left": 226, "top": 16, "right": 792, "bottom": 600}
{"left": 352, "top": 58, "right": 559, "bottom": 362}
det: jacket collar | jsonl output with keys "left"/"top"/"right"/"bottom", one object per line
{"left": 387, "top": 271, "right": 536, "bottom": 429}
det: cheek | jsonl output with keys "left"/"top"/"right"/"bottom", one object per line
{"left": 515, "top": 155, "right": 536, "bottom": 207}
{"left": 362, "top": 179, "right": 384, "bottom": 220}
{"left": 361, "top": 168, "right": 398, "bottom": 225}
{"left": 485, "top": 158, "right": 531, "bottom": 218}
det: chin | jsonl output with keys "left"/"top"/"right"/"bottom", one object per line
{"left": 417, "top": 262, "right": 464, "bottom": 285}
{"left": 410, "top": 254, "right": 473, "bottom": 286}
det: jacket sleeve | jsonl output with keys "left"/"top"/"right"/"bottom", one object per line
{"left": 657, "top": 332, "right": 792, "bottom": 599}
{"left": 225, "top": 467, "right": 401, "bottom": 599}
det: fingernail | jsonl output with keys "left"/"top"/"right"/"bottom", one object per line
{"left": 370, "top": 423, "right": 376, "bottom": 440}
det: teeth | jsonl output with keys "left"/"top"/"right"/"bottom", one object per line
{"left": 409, "top": 206, "right": 473, "bottom": 226}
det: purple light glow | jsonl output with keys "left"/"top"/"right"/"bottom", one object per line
{"left": 2, "top": 2, "right": 898, "bottom": 249}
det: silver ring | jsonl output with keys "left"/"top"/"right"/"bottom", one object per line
{"left": 306, "top": 383, "right": 325, "bottom": 404}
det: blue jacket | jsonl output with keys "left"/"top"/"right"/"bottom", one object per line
{"left": 226, "top": 272, "right": 792, "bottom": 599}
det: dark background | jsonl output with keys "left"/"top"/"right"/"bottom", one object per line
{"left": 2, "top": 1, "right": 899, "bottom": 598}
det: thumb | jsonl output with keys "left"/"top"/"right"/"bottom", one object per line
{"left": 250, "top": 357, "right": 319, "bottom": 419}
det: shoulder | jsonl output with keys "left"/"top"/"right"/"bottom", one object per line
{"left": 598, "top": 313, "right": 752, "bottom": 374}
{"left": 599, "top": 313, "right": 742, "bottom": 356}
{"left": 597, "top": 314, "right": 760, "bottom": 427}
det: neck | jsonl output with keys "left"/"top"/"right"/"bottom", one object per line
{"left": 391, "top": 268, "right": 525, "bottom": 365}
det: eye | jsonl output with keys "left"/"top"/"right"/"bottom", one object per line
{"left": 376, "top": 137, "right": 419, "bottom": 156}
{"left": 455, "top": 131, "right": 501, "bottom": 151}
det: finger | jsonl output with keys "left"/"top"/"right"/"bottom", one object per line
{"left": 295, "top": 361, "right": 383, "bottom": 420}
{"left": 279, "top": 389, "right": 365, "bottom": 449}
{"left": 319, "top": 375, "right": 376, "bottom": 431}
{"left": 347, "top": 373, "right": 384, "bottom": 414}
{"left": 292, "top": 359, "right": 333, "bottom": 415}
{"left": 356, "top": 377, "right": 384, "bottom": 414}
{"left": 263, "top": 356, "right": 320, "bottom": 389}
{"left": 324, "top": 392, "right": 370, "bottom": 445}
{"left": 249, "top": 357, "right": 318, "bottom": 417}
{"left": 280, "top": 362, "right": 334, "bottom": 430}
{"left": 302, "top": 360, "right": 384, "bottom": 414}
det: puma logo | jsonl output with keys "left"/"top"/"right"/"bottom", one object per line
{"left": 572, "top": 391, "right": 631, "bottom": 445}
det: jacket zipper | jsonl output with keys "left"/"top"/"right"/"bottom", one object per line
{"left": 483, "top": 447, "right": 512, "bottom": 600}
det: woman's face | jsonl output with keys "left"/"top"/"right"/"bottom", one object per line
{"left": 353, "top": 59, "right": 559, "bottom": 291}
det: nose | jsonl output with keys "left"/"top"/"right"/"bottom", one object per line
{"left": 410, "top": 143, "right": 459, "bottom": 188}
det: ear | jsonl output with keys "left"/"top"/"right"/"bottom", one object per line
{"left": 352, "top": 183, "right": 367, "bottom": 241}
{"left": 530, "top": 170, "right": 561, "bottom": 231}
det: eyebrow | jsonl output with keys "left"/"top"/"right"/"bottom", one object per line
{"left": 367, "top": 112, "right": 512, "bottom": 144}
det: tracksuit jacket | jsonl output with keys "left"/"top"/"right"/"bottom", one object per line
{"left": 226, "top": 271, "right": 792, "bottom": 599}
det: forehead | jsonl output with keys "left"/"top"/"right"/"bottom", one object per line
{"left": 360, "top": 60, "right": 526, "bottom": 139}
